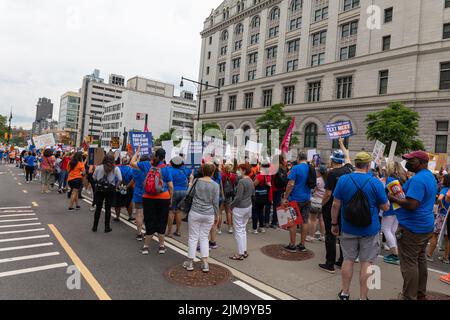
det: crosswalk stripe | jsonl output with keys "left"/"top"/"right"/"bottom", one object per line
{"left": 0, "top": 218, "right": 39, "bottom": 223}
{"left": 0, "top": 243, "right": 54, "bottom": 252}
{"left": 0, "top": 252, "right": 60, "bottom": 264}
{"left": 0, "top": 263, "right": 68, "bottom": 278}
{"left": 0, "top": 228, "right": 45, "bottom": 235}
{"left": 0, "top": 214, "right": 36, "bottom": 218}
{"left": 0, "top": 206, "right": 32, "bottom": 210}
{"left": 0, "top": 235, "right": 50, "bottom": 243}
{"left": 0, "top": 223, "right": 42, "bottom": 229}
{"left": 0, "top": 210, "right": 35, "bottom": 213}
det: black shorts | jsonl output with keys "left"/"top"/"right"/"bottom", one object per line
{"left": 143, "top": 198, "right": 170, "bottom": 236}
{"left": 113, "top": 187, "right": 134, "bottom": 208}
{"left": 68, "top": 178, "right": 82, "bottom": 190}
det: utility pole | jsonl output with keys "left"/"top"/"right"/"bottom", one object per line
{"left": 6, "top": 108, "right": 12, "bottom": 146}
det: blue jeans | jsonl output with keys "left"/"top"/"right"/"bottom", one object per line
{"left": 58, "top": 170, "right": 68, "bottom": 189}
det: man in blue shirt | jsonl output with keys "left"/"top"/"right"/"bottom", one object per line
{"left": 389, "top": 151, "right": 438, "bottom": 300}
{"left": 283, "top": 152, "right": 313, "bottom": 253}
{"left": 332, "top": 152, "right": 390, "bottom": 300}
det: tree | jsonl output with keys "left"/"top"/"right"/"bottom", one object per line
{"left": 154, "top": 128, "right": 181, "bottom": 147}
{"left": 256, "top": 104, "right": 299, "bottom": 150}
{"left": 365, "top": 102, "right": 425, "bottom": 156}
{"left": 0, "top": 115, "right": 7, "bottom": 143}
{"left": 202, "top": 122, "right": 222, "bottom": 136}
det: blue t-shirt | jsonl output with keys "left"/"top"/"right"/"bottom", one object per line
{"left": 439, "top": 187, "right": 450, "bottom": 216}
{"left": 25, "top": 156, "right": 36, "bottom": 167}
{"left": 288, "top": 163, "right": 311, "bottom": 203}
{"left": 383, "top": 176, "right": 398, "bottom": 217}
{"left": 168, "top": 166, "right": 189, "bottom": 191}
{"left": 137, "top": 161, "right": 173, "bottom": 194}
{"left": 396, "top": 169, "right": 437, "bottom": 234}
{"left": 132, "top": 168, "right": 145, "bottom": 203}
{"left": 118, "top": 165, "right": 133, "bottom": 185}
{"left": 334, "top": 173, "right": 388, "bottom": 237}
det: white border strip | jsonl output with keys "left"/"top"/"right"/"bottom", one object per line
{"left": 0, "top": 223, "right": 42, "bottom": 229}
{"left": 0, "top": 243, "right": 54, "bottom": 252}
{"left": 0, "top": 228, "right": 45, "bottom": 235}
{"left": 0, "top": 235, "right": 50, "bottom": 243}
{"left": 0, "top": 252, "right": 60, "bottom": 264}
{"left": 233, "top": 281, "right": 276, "bottom": 300}
{"left": 0, "top": 263, "right": 68, "bottom": 278}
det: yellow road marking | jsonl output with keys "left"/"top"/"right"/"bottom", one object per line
{"left": 32, "top": 202, "right": 38, "bottom": 207}
{"left": 48, "top": 224, "right": 111, "bottom": 300}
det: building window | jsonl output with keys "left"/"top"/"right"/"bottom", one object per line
{"left": 284, "top": 86, "right": 296, "bottom": 105}
{"left": 263, "top": 89, "right": 273, "bottom": 107}
{"left": 234, "top": 40, "right": 243, "bottom": 51}
{"left": 304, "top": 123, "right": 318, "bottom": 148}
{"left": 221, "top": 30, "right": 229, "bottom": 41}
{"left": 440, "top": 62, "right": 450, "bottom": 90}
{"left": 290, "top": 0, "right": 302, "bottom": 12}
{"left": 340, "top": 45, "right": 356, "bottom": 60}
{"left": 208, "top": 51, "right": 211, "bottom": 59}
{"left": 290, "top": 17, "right": 302, "bottom": 31}
{"left": 265, "top": 65, "right": 276, "bottom": 77}
{"left": 214, "top": 98, "right": 222, "bottom": 112}
{"left": 311, "top": 53, "right": 325, "bottom": 67}
{"left": 312, "top": 30, "right": 327, "bottom": 46}
{"left": 248, "top": 52, "right": 258, "bottom": 64}
{"left": 436, "top": 135, "right": 448, "bottom": 153}
{"left": 266, "top": 46, "right": 278, "bottom": 59}
{"left": 437, "top": 121, "right": 449, "bottom": 132}
{"left": 384, "top": 7, "right": 393, "bottom": 23}
{"left": 251, "top": 16, "right": 261, "bottom": 28}
{"left": 209, "top": 37, "right": 212, "bottom": 45}
{"left": 314, "top": 6, "right": 328, "bottom": 22}
{"left": 206, "top": 67, "right": 210, "bottom": 75}
{"left": 218, "top": 62, "right": 226, "bottom": 73}
{"left": 231, "top": 74, "right": 240, "bottom": 84}
{"left": 269, "top": 7, "right": 280, "bottom": 21}
{"left": 248, "top": 70, "right": 256, "bottom": 80}
{"left": 235, "top": 23, "right": 244, "bottom": 35}
{"left": 446, "top": 0, "right": 450, "bottom": 8}
{"left": 245, "top": 93, "right": 254, "bottom": 109}
{"left": 287, "top": 59, "right": 299, "bottom": 72}
{"left": 203, "top": 100, "right": 207, "bottom": 114}
{"left": 336, "top": 76, "right": 353, "bottom": 99}
{"left": 229, "top": 95, "right": 237, "bottom": 111}
{"left": 218, "top": 78, "right": 225, "bottom": 87}
{"left": 308, "top": 81, "right": 321, "bottom": 102}
{"left": 379, "top": 70, "right": 389, "bottom": 95}
{"left": 250, "top": 33, "right": 260, "bottom": 45}
{"left": 341, "top": 21, "right": 358, "bottom": 38}
{"left": 220, "top": 46, "right": 227, "bottom": 56}
{"left": 343, "top": 0, "right": 360, "bottom": 11}
{"left": 287, "top": 39, "right": 300, "bottom": 53}
{"left": 232, "top": 58, "right": 241, "bottom": 69}
{"left": 382, "top": 35, "right": 391, "bottom": 51}
{"left": 444, "top": 23, "right": 450, "bottom": 39}
{"left": 269, "top": 26, "right": 280, "bottom": 38}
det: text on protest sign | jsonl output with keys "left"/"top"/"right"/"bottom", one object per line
{"left": 129, "top": 132, "right": 153, "bottom": 156}
{"left": 325, "top": 121, "right": 353, "bottom": 140}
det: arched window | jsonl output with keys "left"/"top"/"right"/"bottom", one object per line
{"left": 304, "top": 123, "right": 318, "bottom": 148}
{"left": 242, "top": 125, "right": 251, "bottom": 145}
{"left": 221, "top": 30, "right": 229, "bottom": 41}
{"left": 251, "top": 15, "right": 261, "bottom": 28}
{"left": 235, "top": 23, "right": 244, "bottom": 35}
{"left": 269, "top": 7, "right": 280, "bottom": 21}
{"left": 290, "top": 0, "right": 302, "bottom": 12}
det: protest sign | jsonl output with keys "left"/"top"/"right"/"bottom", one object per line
{"left": 33, "top": 133, "right": 56, "bottom": 149}
{"left": 162, "top": 140, "right": 174, "bottom": 163}
{"left": 325, "top": 121, "right": 353, "bottom": 140}
{"left": 372, "top": 140, "right": 386, "bottom": 166}
{"left": 129, "top": 132, "right": 153, "bottom": 156}
{"left": 388, "top": 141, "right": 397, "bottom": 163}
{"left": 111, "top": 137, "right": 120, "bottom": 149}
{"left": 436, "top": 154, "right": 448, "bottom": 171}
{"left": 307, "top": 149, "right": 317, "bottom": 162}
{"left": 88, "top": 147, "right": 105, "bottom": 166}
{"left": 185, "top": 141, "right": 203, "bottom": 170}
{"left": 245, "top": 140, "right": 263, "bottom": 154}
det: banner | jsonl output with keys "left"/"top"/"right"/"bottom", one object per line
{"left": 281, "top": 117, "right": 296, "bottom": 154}
{"left": 372, "top": 140, "right": 386, "bottom": 166}
{"left": 325, "top": 121, "right": 353, "bottom": 140}
{"left": 111, "top": 137, "right": 120, "bottom": 149}
{"left": 33, "top": 133, "right": 56, "bottom": 149}
{"left": 129, "top": 132, "right": 153, "bottom": 156}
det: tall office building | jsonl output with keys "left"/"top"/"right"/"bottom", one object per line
{"left": 35, "top": 97, "right": 53, "bottom": 121}
{"left": 76, "top": 69, "right": 125, "bottom": 145}
{"left": 59, "top": 91, "right": 81, "bottom": 145}
{"left": 198, "top": 0, "right": 450, "bottom": 158}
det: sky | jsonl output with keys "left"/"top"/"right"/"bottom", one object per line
{"left": 0, "top": 0, "right": 223, "bottom": 129}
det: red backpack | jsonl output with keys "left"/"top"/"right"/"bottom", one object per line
{"left": 144, "top": 164, "right": 167, "bottom": 195}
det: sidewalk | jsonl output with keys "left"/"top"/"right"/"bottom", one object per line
{"left": 170, "top": 220, "right": 450, "bottom": 300}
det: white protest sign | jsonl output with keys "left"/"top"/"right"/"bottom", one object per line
{"left": 388, "top": 141, "right": 397, "bottom": 163}
{"left": 372, "top": 140, "right": 386, "bottom": 166}
{"left": 428, "top": 161, "right": 437, "bottom": 172}
{"left": 245, "top": 140, "right": 263, "bottom": 154}
{"left": 33, "top": 133, "right": 56, "bottom": 149}
{"left": 162, "top": 140, "right": 174, "bottom": 163}
{"left": 307, "top": 149, "right": 317, "bottom": 162}
{"left": 179, "top": 139, "right": 190, "bottom": 156}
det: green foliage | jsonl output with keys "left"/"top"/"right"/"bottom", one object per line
{"left": 365, "top": 102, "right": 425, "bottom": 155}
{"left": 0, "top": 115, "right": 8, "bottom": 143}
{"left": 202, "top": 122, "right": 222, "bottom": 136}
{"left": 154, "top": 128, "right": 180, "bottom": 147}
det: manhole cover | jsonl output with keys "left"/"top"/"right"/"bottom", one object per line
{"left": 164, "top": 263, "right": 232, "bottom": 288}
{"left": 261, "top": 244, "right": 314, "bottom": 261}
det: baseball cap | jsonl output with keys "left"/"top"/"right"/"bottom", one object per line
{"left": 402, "top": 151, "right": 429, "bottom": 162}
{"left": 355, "top": 152, "right": 373, "bottom": 163}
{"left": 171, "top": 156, "right": 183, "bottom": 166}
{"left": 330, "top": 150, "right": 345, "bottom": 164}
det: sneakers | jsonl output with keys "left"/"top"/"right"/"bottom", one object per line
{"left": 104, "top": 227, "right": 112, "bottom": 233}
{"left": 319, "top": 264, "right": 336, "bottom": 274}
{"left": 438, "top": 256, "right": 450, "bottom": 264}
{"left": 217, "top": 229, "right": 223, "bottom": 235}
{"left": 306, "top": 236, "right": 315, "bottom": 243}
{"left": 440, "top": 274, "right": 450, "bottom": 285}
{"left": 75, "top": 206, "right": 81, "bottom": 211}
{"left": 297, "top": 244, "right": 307, "bottom": 253}
{"left": 338, "top": 291, "right": 350, "bottom": 301}
{"left": 201, "top": 262, "right": 210, "bottom": 273}
{"left": 258, "top": 228, "right": 266, "bottom": 234}
{"left": 209, "top": 241, "right": 218, "bottom": 249}
{"left": 68, "top": 208, "right": 75, "bottom": 212}
{"left": 136, "top": 234, "right": 144, "bottom": 242}
{"left": 141, "top": 246, "right": 149, "bottom": 255}
{"left": 252, "top": 229, "right": 259, "bottom": 234}
{"left": 426, "top": 255, "right": 435, "bottom": 262}
{"left": 89, "top": 206, "right": 96, "bottom": 212}
{"left": 335, "top": 261, "right": 343, "bottom": 269}
{"left": 228, "top": 227, "right": 233, "bottom": 234}
{"left": 284, "top": 244, "right": 297, "bottom": 253}
{"left": 383, "top": 254, "right": 400, "bottom": 266}
{"left": 158, "top": 246, "right": 167, "bottom": 254}
{"left": 183, "top": 260, "right": 194, "bottom": 272}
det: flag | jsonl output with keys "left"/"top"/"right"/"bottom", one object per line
{"left": 281, "top": 117, "right": 296, "bottom": 155}
{"left": 144, "top": 123, "right": 149, "bottom": 133}
{"left": 81, "top": 139, "right": 89, "bottom": 151}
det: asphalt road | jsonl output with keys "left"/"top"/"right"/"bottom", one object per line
{"left": 0, "top": 164, "right": 262, "bottom": 300}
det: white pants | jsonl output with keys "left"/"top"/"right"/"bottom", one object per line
{"left": 188, "top": 211, "right": 215, "bottom": 259}
{"left": 382, "top": 215, "right": 399, "bottom": 250}
{"left": 233, "top": 206, "right": 252, "bottom": 255}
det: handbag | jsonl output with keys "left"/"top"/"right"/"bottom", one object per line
{"left": 311, "top": 196, "right": 322, "bottom": 213}
{"left": 178, "top": 178, "right": 199, "bottom": 214}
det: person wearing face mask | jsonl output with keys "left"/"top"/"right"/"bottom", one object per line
{"left": 388, "top": 151, "right": 438, "bottom": 300}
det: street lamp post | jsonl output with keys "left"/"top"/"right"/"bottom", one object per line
{"left": 6, "top": 109, "right": 12, "bottom": 146}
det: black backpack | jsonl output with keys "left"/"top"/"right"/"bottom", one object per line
{"left": 344, "top": 176, "right": 373, "bottom": 228}
{"left": 223, "top": 175, "right": 235, "bottom": 198}
{"left": 307, "top": 164, "right": 317, "bottom": 189}
{"left": 96, "top": 175, "right": 113, "bottom": 193}
{"left": 274, "top": 168, "right": 288, "bottom": 189}
{"left": 254, "top": 177, "right": 270, "bottom": 206}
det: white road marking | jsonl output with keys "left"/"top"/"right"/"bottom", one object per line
{"left": 0, "top": 263, "right": 68, "bottom": 278}
{"left": 0, "top": 252, "right": 60, "bottom": 264}
{"left": 0, "top": 228, "right": 46, "bottom": 235}
{"left": 0, "top": 210, "right": 34, "bottom": 213}
{"left": 0, "top": 223, "right": 42, "bottom": 229}
{"left": 0, "top": 214, "right": 36, "bottom": 218}
{"left": 233, "top": 281, "right": 276, "bottom": 300}
{"left": 0, "top": 206, "right": 32, "bottom": 210}
{"left": 32, "top": 202, "right": 39, "bottom": 207}
{"left": 22, "top": 190, "right": 28, "bottom": 194}
{"left": 0, "top": 218, "right": 39, "bottom": 223}
{"left": 0, "top": 243, "right": 53, "bottom": 252}
{"left": 428, "top": 268, "right": 448, "bottom": 276}
{"left": 0, "top": 235, "right": 50, "bottom": 243}
{"left": 18, "top": 182, "right": 22, "bottom": 186}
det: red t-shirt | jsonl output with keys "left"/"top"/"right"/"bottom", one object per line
{"left": 221, "top": 171, "right": 237, "bottom": 188}
{"left": 61, "top": 157, "right": 71, "bottom": 171}
{"left": 255, "top": 173, "right": 273, "bottom": 203}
